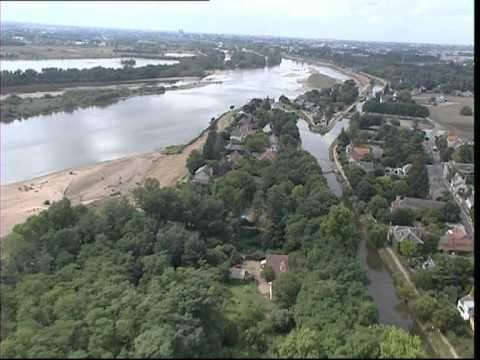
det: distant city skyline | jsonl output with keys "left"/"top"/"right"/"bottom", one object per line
{"left": 1, "top": 0, "right": 474, "bottom": 45}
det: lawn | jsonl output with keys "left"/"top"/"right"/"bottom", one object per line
{"left": 413, "top": 94, "right": 474, "bottom": 140}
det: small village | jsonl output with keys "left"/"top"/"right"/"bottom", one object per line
{"left": 188, "top": 85, "right": 475, "bottom": 348}
{"left": 331, "top": 83, "right": 475, "bottom": 342}
{"left": 1, "top": 6, "right": 474, "bottom": 357}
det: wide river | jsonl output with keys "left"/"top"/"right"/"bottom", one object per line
{"left": 1, "top": 57, "right": 414, "bottom": 333}
{"left": 0, "top": 57, "right": 179, "bottom": 72}
{"left": 1, "top": 59, "right": 349, "bottom": 184}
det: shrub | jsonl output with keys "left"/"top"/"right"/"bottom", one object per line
{"left": 459, "top": 105, "right": 473, "bottom": 116}
{"left": 261, "top": 265, "right": 275, "bottom": 282}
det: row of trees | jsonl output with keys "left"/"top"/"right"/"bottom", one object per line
{"left": 2, "top": 48, "right": 280, "bottom": 88}
{"left": 364, "top": 100, "right": 430, "bottom": 118}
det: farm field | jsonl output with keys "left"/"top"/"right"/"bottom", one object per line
{"left": 414, "top": 94, "right": 474, "bottom": 139}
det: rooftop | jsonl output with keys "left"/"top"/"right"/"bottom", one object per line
{"left": 447, "top": 132, "right": 458, "bottom": 142}
{"left": 349, "top": 145, "right": 371, "bottom": 161}
{"left": 438, "top": 224, "right": 473, "bottom": 253}
{"left": 266, "top": 254, "right": 289, "bottom": 278}
{"left": 391, "top": 225, "right": 424, "bottom": 244}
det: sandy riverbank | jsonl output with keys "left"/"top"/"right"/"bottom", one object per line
{"left": 283, "top": 54, "right": 372, "bottom": 89}
{"left": 0, "top": 111, "right": 234, "bottom": 240}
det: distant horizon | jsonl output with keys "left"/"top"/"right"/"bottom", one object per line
{"left": 1, "top": 0, "right": 474, "bottom": 46}
{"left": 2, "top": 19, "right": 474, "bottom": 48}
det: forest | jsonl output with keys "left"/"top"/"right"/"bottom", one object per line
{"left": 1, "top": 98, "right": 425, "bottom": 358}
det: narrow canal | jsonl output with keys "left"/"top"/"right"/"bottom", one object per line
{"left": 299, "top": 107, "right": 414, "bottom": 332}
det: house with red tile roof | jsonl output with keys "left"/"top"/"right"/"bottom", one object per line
{"left": 438, "top": 224, "right": 473, "bottom": 253}
{"left": 447, "top": 132, "right": 460, "bottom": 148}
{"left": 260, "top": 254, "right": 289, "bottom": 300}
{"left": 346, "top": 144, "right": 371, "bottom": 162}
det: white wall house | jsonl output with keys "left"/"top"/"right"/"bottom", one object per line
{"left": 457, "top": 295, "right": 474, "bottom": 321}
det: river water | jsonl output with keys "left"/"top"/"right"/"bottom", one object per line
{"left": 299, "top": 84, "right": 414, "bottom": 332}
{"left": 1, "top": 56, "right": 414, "bottom": 334}
{"left": 298, "top": 119, "right": 347, "bottom": 197}
{"left": 1, "top": 59, "right": 346, "bottom": 184}
{"left": 0, "top": 57, "right": 179, "bottom": 72}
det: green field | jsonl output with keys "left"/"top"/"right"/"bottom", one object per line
{"left": 414, "top": 94, "right": 474, "bottom": 140}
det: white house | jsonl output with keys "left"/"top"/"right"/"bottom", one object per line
{"left": 457, "top": 295, "right": 474, "bottom": 321}
{"left": 421, "top": 257, "right": 436, "bottom": 270}
{"left": 262, "top": 123, "right": 271, "bottom": 134}
{"left": 384, "top": 164, "right": 411, "bottom": 177}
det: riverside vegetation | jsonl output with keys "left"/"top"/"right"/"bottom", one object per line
{"left": 1, "top": 49, "right": 280, "bottom": 90}
{"left": 1, "top": 97, "right": 425, "bottom": 358}
{"left": 1, "top": 86, "right": 166, "bottom": 123}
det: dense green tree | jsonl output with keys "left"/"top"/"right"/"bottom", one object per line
{"left": 133, "top": 325, "right": 175, "bottom": 358}
{"left": 276, "top": 327, "right": 325, "bottom": 358}
{"left": 336, "top": 325, "right": 383, "bottom": 358}
{"left": 244, "top": 133, "right": 269, "bottom": 153}
{"left": 406, "top": 156, "right": 429, "bottom": 198}
{"left": 391, "top": 208, "right": 415, "bottom": 226}
{"left": 452, "top": 144, "right": 474, "bottom": 163}
{"left": 270, "top": 309, "right": 294, "bottom": 334}
{"left": 368, "top": 223, "right": 389, "bottom": 248}
{"left": 432, "top": 305, "right": 466, "bottom": 335}
{"left": 321, "top": 205, "right": 358, "bottom": 253}
{"left": 364, "top": 100, "right": 429, "bottom": 118}
{"left": 133, "top": 179, "right": 183, "bottom": 222}
{"left": 273, "top": 272, "right": 302, "bottom": 309}
{"left": 398, "top": 239, "right": 417, "bottom": 258}
{"left": 379, "top": 326, "right": 424, "bottom": 358}
{"left": 411, "top": 294, "right": 437, "bottom": 322}
{"left": 356, "top": 179, "right": 377, "bottom": 202}
{"left": 261, "top": 266, "right": 275, "bottom": 282}
{"left": 459, "top": 105, "right": 473, "bottom": 116}
{"left": 368, "top": 195, "right": 389, "bottom": 218}
{"left": 186, "top": 149, "right": 205, "bottom": 175}
{"left": 203, "top": 130, "right": 224, "bottom": 160}
{"left": 213, "top": 170, "right": 256, "bottom": 215}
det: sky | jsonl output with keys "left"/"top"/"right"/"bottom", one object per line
{"left": 0, "top": 0, "right": 474, "bottom": 45}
